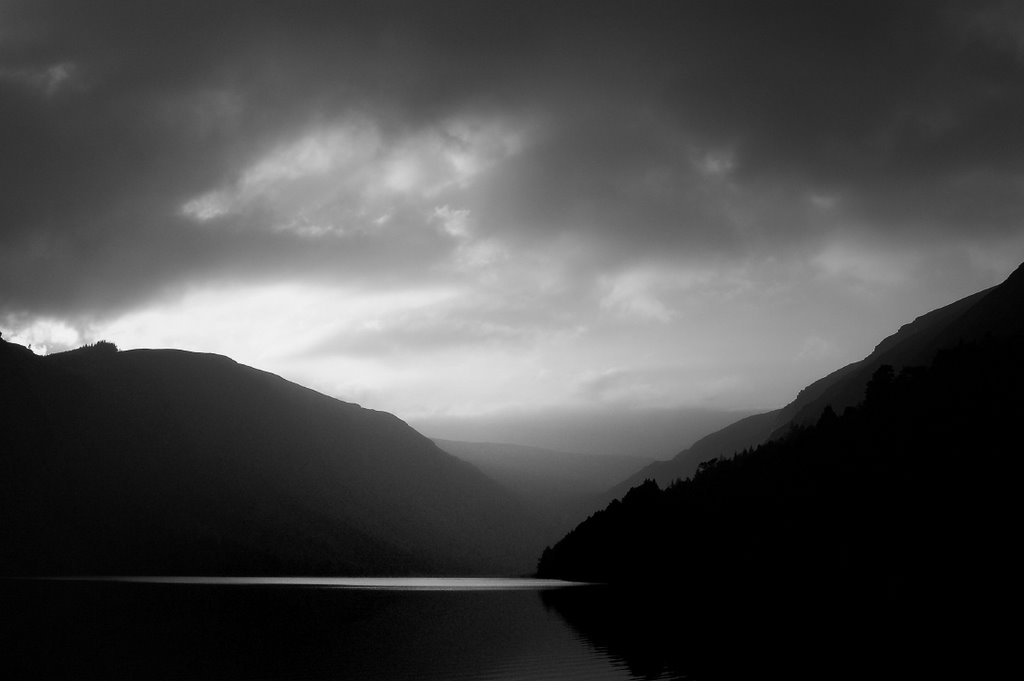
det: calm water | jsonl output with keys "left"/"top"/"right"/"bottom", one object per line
{"left": 1, "top": 577, "right": 687, "bottom": 680}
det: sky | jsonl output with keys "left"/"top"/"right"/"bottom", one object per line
{"left": 2, "top": 1, "right": 1023, "bottom": 458}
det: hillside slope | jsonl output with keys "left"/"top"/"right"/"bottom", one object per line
{"left": 540, "top": 261, "right": 1023, "bottom": 588}
{"left": 0, "top": 340, "right": 543, "bottom": 576}
{"left": 597, "top": 270, "right": 1009, "bottom": 497}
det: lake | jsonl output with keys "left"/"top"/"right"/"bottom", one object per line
{"left": 0, "top": 577, "right": 689, "bottom": 680}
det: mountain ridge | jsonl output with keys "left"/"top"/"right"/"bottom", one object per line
{"left": 595, "top": 267, "right": 1016, "bottom": 499}
{"left": 538, "top": 261, "right": 1023, "bottom": 593}
{"left": 0, "top": 339, "right": 545, "bottom": 576}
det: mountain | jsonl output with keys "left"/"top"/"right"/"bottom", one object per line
{"left": 0, "top": 338, "right": 544, "bottom": 576}
{"left": 538, "top": 262, "right": 1023, "bottom": 593}
{"left": 537, "top": 331, "right": 1020, "bottom": 602}
{"left": 772, "top": 284, "right": 994, "bottom": 435}
{"left": 433, "top": 438, "right": 650, "bottom": 532}
{"left": 596, "top": 268, "right": 1013, "bottom": 497}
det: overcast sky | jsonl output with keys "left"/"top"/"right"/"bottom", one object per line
{"left": 2, "top": 1, "right": 1023, "bottom": 457}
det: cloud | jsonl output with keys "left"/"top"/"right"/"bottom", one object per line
{"left": 0, "top": 60, "right": 77, "bottom": 95}
{"left": 812, "top": 241, "right": 922, "bottom": 289}
{"left": 3, "top": 1, "right": 1023, "bottom": 318}
{"left": 794, "top": 335, "right": 840, "bottom": 364}
{"left": 1, "top": 316, "right": 81, "bottom": 355}
{"left": 180, "top": 116, "right": 525, "bottom": 236}
{"left": 575, "top": 365, "right": 745, "bottom": 410}
{"left": 1, "top": 0, "right": 1023, "bottom": 435}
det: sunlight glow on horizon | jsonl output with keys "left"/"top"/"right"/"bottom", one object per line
{"left": 7, "top": 238, "right": 1012, "bottom": 425}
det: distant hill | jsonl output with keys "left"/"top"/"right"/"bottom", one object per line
{"left": 433, "top": 439, "right": 650, "bottom": 533}
{"left": 595, "top": 269, "right": 1010, "bottom": 499}
{"left": 0, "top": 339, "right": 545, "bottom": 576}
{"left": 596, "top": 410, "right": 777, "bottom": 504}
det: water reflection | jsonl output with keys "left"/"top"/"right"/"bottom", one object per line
{"left": 48, "top": 575, "right": 587, "bottom": 590}
{"left": 542, "top": 584, "right": 969, "bottom": 681}
{"left": 1, "top": 578, "right": 685, "bottom": 680}
{"left": 541, "top": 586, "right": 693, "bottom": 680}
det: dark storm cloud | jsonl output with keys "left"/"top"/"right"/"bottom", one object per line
{"left": 2, "top": 0, "right": 1023, "bottom": 318}
{"left": 469, "top": 0, "right": 1024, "bottom": 253}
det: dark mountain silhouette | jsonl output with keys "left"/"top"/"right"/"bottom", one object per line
{"left": 537, "top": 261, "right": 1023, "bottom": 619}
{"left": 0, "top": 338, "right": 545, "bottom": 576}
{"left": 538, "top": 338, "right": 1019, "bottom": 676}
{"left": 772, "top": 284, "right": 995, "bottom": 436}
{"left": 532, "top": 263, "right": 1024, "bottom": 679}
{"left": 433, "top": 438, "right": 650, "bottom": 534}
{"left": 594, "top": 272, "right": 1008, "bottom": 501}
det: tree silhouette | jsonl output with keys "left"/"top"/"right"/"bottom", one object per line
{"left": 864, "top": 363, "right": 895, "bottom": 405}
